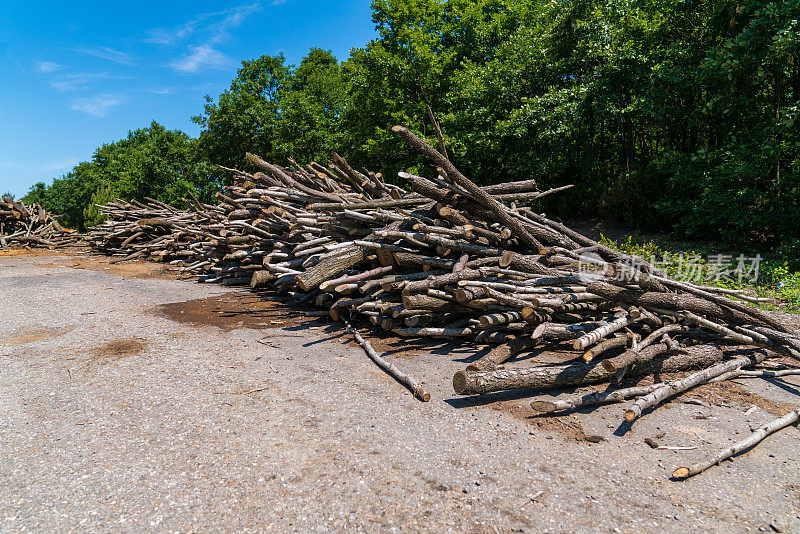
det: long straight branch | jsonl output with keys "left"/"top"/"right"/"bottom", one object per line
{"left": 341, "top": 316, "right": 430, "bottom": 402}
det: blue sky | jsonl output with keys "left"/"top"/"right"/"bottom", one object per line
{"left": 0, "top": 1, "right": 376, "bottom": 197}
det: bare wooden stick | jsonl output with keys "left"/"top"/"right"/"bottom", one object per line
{"left": 673, "top": 408, "right": 800, "bottom": 479}
{"left": 573, "top": 314, "right": 636, "bottom": 350}
{"left": 453, "top": 344, "right": 724, "bottom": 395}
{"left": 425, "top": 104, "right": 449, "bottom": 160}
{"left": 531, "top": 383, "right": 664, "bottom": 413}
{"left": 625, "top": 349, "right": 769, "bottom": 422}
{"left": 341, "top": 316, "right": 430, "bottom": 402}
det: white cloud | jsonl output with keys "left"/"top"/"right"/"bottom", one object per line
{"left": 41, "top": 158, "right": 80, "bottom": 172}
{"left": 146, "top": 3, "right": 259, "bottom": 45}
{"left": 75, "top": 47, "right": 133, "bottom": 65}
{"left": 37, "top": 61, "right": 61, "bottom": 73}
{"left": 271, "top": 0, "right": 288, "bottom": 5}
{"left": 170, "top": 45, "right": 232, "bottom": 74}
{"left": 49, "top": 71, "right": 133, "bottom": 92}
{"left": 144, "top": 12, "right": 215, "bottom": 45}
{"left": 147, "top": 3, "right": 260, "bottom": 74}
{"left": 145, "top": 87, "right": 174, "bottom": 95}
{"left": 70, "top": 93, "right": 121, "bottom": 117}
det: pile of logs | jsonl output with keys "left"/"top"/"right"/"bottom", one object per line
{"left": 85, "top": 197, "right": 222, "bottom": 264}
{"left": 85, "top": 125, "right": 800, "bottom": 479}
{"left": 0, "top": 197, "right": 80, "bottom": 248}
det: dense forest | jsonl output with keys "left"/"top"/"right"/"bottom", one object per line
{"left": 23, "top": 0, "right": 799, "bottom": 251}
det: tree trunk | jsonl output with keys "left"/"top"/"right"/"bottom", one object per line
{"left": 453, "top": 344, "right": 724, "bottom": 395}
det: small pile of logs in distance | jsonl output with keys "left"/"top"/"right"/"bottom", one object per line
{"left": 0, "top": 197, "right": 82, "bottom": 249}
{"left": 86, "top": 125, "right": 800, "bottom": 479}
{"left": 85, "top": 196, "right": 223, "bottom": 264}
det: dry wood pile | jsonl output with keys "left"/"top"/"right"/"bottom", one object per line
{"left": 85, "top": 196, "right": 220, "bottom": 264}
{"left": 0, "top": 197, "right": 81, "bottom": 248}
{"left": 86, "top": 125, "right": 800, "bottom": 479}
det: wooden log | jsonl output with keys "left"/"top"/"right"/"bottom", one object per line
{"left": 654, "top": 275, "right": 794, "bottom": 334}
{"left": 319, "top": 265, "right": 393, "bottom": 290}
{"left": 392, "top": 126, "right": 545, "bottom": 251}
{"left": 531, "top": 383, "right": 664, "bottom": 413}
{"left": 624, "top": 349, "right": 769, "bottom": 422}
{"left": 453, "top": 252, "right": 469, "bottom": 273}
{"left": 673, "top": 408, "right": 800, "bottom": 479}
{"left": 481, "top": 286, "right": 539, "bottom": 311}
{"left": 482, "top": 179, "right": 539, "bottom": 195}
{"left": 586, "top": 282, "right": 769, "bottom": 327}
{"left": 479, "top": 311, "right": 525, "bottom": 328}
{"left": 250, "top": 270, "right": 275, "bottom": 288}
{"left": 308, "top": 198, "right": 429, "bottom": 211}
{"left": 453, "top": 344, "right": 724, "bottom": 395}
{"left": 402, "top": 268, "right": 483, "bottom": 295}
{"left": 499, "top": 251, "right": 552, "bottom": 275}
{"left": 710, "top": 368, "right": 800, "bottom": 383}
{"left": 601, "top": 324, "right": 689, "bottom": 372}
{"left": 733, "top": 326, "right": 800, "bottom": 361}
{"left": 573, "top": 315, "right": 636, "bottom": 350}
{"left": 466, "top": 331, "right": 544, "bottom": 372}
{"left": 582, "top": 334, "right": 633, "bottom": 363}
{"left": 538, "top": 322, "right": 605, "bottom": 341}
{"left": 402, "top": 293, "right": 466, "bottom": 312}
{"left": 342, "top": 316, "right": 430, "bottom": 401}
{"left": 295, "top": 244, "right": 366, "bottom": 291}
{"left": 393, "top": 326, "right": 474, "bottom": 338}
{"left": 747, "top": 326, "right": 800, "bottom": 356}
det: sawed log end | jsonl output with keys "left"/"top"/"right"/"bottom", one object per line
{"left": 453, "top": 370, "right": 469, "bottom": 395}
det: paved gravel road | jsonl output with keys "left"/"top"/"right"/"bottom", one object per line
{"left": 1, "top": 252, "right": 799, "bottom": 533}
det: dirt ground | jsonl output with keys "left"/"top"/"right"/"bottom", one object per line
{"left": 1, "top": 251, "right": 799, "bottom": 533}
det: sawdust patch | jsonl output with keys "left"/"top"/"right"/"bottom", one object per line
{"left": 3, "top": 326, "right": 74, "bottom": 345}
{"left": 489, "top": 399, "right": 604, "bottom": 443}
{"left": 90, "top": 339, "right": 146, "bottom": 362}
{"left": 0, "top": 248, "right": 55, "bottom": 257}
{"left": 684, "top": 380, "right": 798, "bottom": 416}
{"left": 37, "top": 254, "right": 180, "bottom": 280}
{"left": 154, "top": 293, "right": 317, "bottom": 331}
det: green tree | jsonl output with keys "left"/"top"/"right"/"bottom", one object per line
{"left": 341, "top": 0, "right": 798, "bottom": 243}
{"left": 82, "top": 184, "right": 118, "bottom": 228}
{"left": 194, "top": 49, "right": 348, "bottom": 169}
{"left": 193, "top": 54, "right": 290, "bottom": 169}
{"left": 273, "top": 48, "right": 347, "bottom": 160}
{"left": 20, "top": 0, "right": 800, "bottom": 247}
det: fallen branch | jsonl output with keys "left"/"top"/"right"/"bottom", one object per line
{"left": 673, "top": 408, "right": 800, "bottom": 479}
{"left": 341, "top": 316, "right": 430, "bottom": 402}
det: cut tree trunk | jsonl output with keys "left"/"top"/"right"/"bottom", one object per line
{"left": 453, "top": 344, "right": 724, "bottom": 395}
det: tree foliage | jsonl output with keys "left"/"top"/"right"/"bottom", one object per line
{"left": 192, "top": 48, "right": 347, "bottom": 169}
{"left": 336, "top": 0, "right": 800, "bottom": 245}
